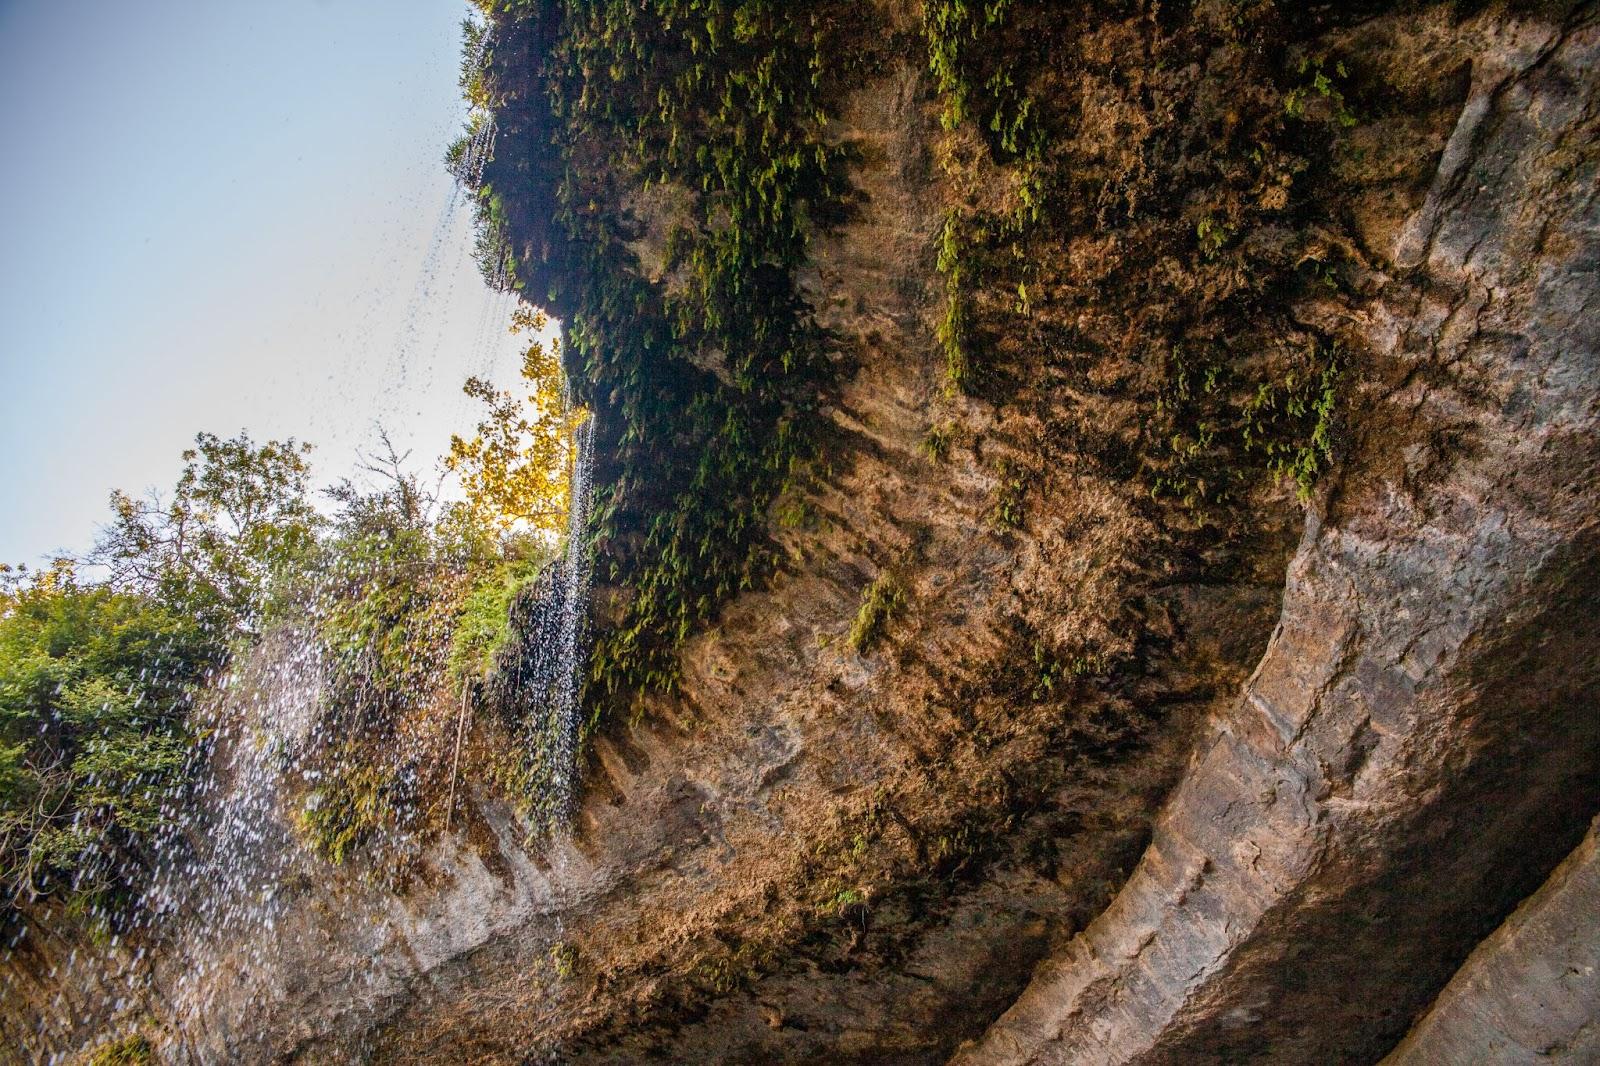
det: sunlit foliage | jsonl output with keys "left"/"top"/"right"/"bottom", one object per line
{"left": 447, "top": 553, "right": 549, "bottom": 685}
{"left": 447, "top": 307, "right": 577, "bottom": 540}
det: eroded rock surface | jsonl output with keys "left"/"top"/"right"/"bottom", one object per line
{"left": 954, "top": 12, "right": 1600, "bottom": 1065}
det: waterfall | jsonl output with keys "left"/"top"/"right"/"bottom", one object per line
{"left": 451, "top": 20, "right": 497, "bottom": 192}
{"left": 458, "top": 111, "right": 497, "bottom": 190}
{"left": 141, "top": 630, "right": 327, "bottom": 1048}
{"left": 547, "top": 408, "right": 596, "bottom": 822}
{"left": 10, "top": 402, "right": 603, "bottom": 1055}
{"left": 482, "top": 399, "right": 596, "bottom": 830}
{"left": 1, "top": 625, "right": 334, "bottom": 1061}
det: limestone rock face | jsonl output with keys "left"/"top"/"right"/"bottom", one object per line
{"left": 1384, "top": 818, "right": 1600, "bottom": 1065}
{"left": 954, "top": 15, "right": 1600, "bottom": 1065}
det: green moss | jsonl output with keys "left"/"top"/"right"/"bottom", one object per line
{"left": 828, "top": 886, "right": 865, "bottom": 913}
{"left": 549, "top": 940, "right": 578, "bottom": 978}
{"left": 848, "top": 573, "right": 905, "bottom": 654}
{"left": 936, "top": 211, "right": 975, "bottom": 395}
{"left": 1243, "top": 346, "right": 1343, "bottom": 500}
{"left": 924, "top": 0, "right": 1038, "bottom": 157}
{"left": 1196, "top": 215, "right": 1237, "bottom": 259}
{"left": 1030, "top": 639, "right": 1111, "bottom": 700}
{"left": 1285, "top": 56, "right": 1358, "bottom": 129}
{"left": 774, "top": 496, "right": 812, "bottom": 529}
{"left": 84, "top": 1034, "right": 154, "bottom": 1066}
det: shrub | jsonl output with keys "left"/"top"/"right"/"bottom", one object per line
{"left": 289, "top": 524, "right": 458, "bottom": 857}
{"left": 448, "top": 553, "right": 550, "bottom": 685}
{"left": 0, "top": 567, "right": 220, "bottom": 918}
{"left": 92, "top": 431, "right": 320, "bottom": 635}
{"left": 316, "top": 527, "right": 459, "bottom": 721}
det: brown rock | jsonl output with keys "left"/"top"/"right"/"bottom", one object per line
{"left": 953, "top": 13, "right": 1600, "bottom": 1065}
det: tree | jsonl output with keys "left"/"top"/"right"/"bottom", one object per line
{"left": 93, "top": 432, "right": 320, "bottom": 632}
{"left": 446, "top": 306, "right": 577, "bottom": 539}
{"left": 325, "top": 427, "right": 441, "bottom": 542}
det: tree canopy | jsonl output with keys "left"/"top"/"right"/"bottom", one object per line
{"left": 92, "top": 432, "right": 320, "bottom": 633}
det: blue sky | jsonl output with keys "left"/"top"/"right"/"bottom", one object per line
{"left": 0, "top": 0, "right": 527, "bottom": 566}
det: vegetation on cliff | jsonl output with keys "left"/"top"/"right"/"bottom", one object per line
{"left": 401, "top": 1, "right": 1378, "bottom": 1039}
{"left": 0, "top": 313, "right": 584, "bottom": 915}
{"left": 921, "top": 1, "right": 1356, "bottom": 506}
{"left": 452, "top": 0, "right": 1362, "bottom": 749}
{"left": 456, "top": 0, "right": 874, "bottom": 719}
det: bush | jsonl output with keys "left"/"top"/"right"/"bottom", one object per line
{"left": 0, "top": 567, "right": 220, "bottom": 918}
{"left": 316, "top": 527, "right": 460, "bottom": 720}
{"left": 448, "top": 552, "right": 551, "bottom": 685}
{"left": 294, "top": 524, "right": 461, "bottom": 864}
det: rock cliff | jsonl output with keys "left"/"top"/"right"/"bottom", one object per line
{"left": 4, "top": 1, "right": 1596, "bottom": 1063}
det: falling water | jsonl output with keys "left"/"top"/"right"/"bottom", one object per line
{"left": 386, "top": 16, "right": 497, "bottom": 388}
{"left": 475, "top": 396, "right": 597, "bottom": 832}
{"left": 2, "top": 388, "right": 601, "bottom": 1060}
{"left": 456, "top": 21, "right": 498, "bottom": 189}
{"left": 137, "top": 630, "right": 328, "bottom": 1053}
{"left": 2, "top": 627, "right": 332, "bottom": 1061}
{"left": 456, "top": 110, "right": 498, "bottom": 191}
{"left": 0, "top": 17, "right": 598, "bottom": 1058}
{"left": 548, "top": 407, "right": 597, "bottom": 822}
